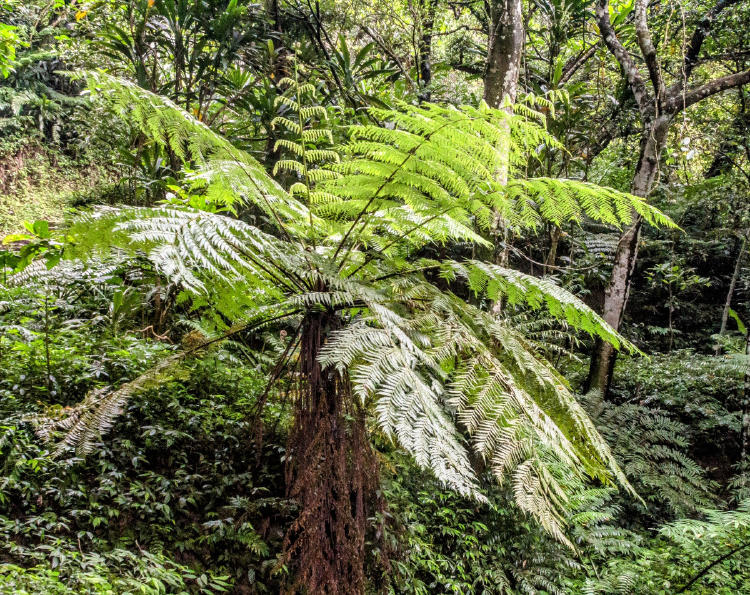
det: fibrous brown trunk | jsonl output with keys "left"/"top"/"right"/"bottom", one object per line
{"left": 283, "top": 312, "right": 380, "bottom": 594}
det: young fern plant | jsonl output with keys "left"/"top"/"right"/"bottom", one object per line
{"left": 47, "top": 71, "right": 675, "bottom": 593}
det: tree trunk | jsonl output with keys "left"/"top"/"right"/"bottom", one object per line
{"left": 586, "top": 114, "right": 671, "bottom": 395}
{"left": 283, "top": 311, "right": 380, "bottom": 594}
{"left": 417, "top": 0, "right": 435, "bottom": 102}
{"left": 544, "top": 225, "right": 562, "bottom": 274}
{"left": 483, "top": 0, "right": 524, "bottom": 107}
{"left": 716, "top": 235, "right": 747, "bottom": 353}
{"left": 483, "top": 0, "right": 523, "bottom": 282}
{"left": 742, "top": 329, "right": 750, "bottom": 459}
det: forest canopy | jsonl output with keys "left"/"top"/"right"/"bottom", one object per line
{"left": 0, "top": 0, "right": 749, "bottom": 593}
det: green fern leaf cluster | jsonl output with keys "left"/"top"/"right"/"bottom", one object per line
{"left": 271, "top": 65, "right": 340, "bottom": 209}
{"left": 78, "top": 71, "right": 310, "bottom": 230}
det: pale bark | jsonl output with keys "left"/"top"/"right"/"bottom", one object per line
{"left": 483, "top": 0, "right": 524, "bottom": 107}
{"left": 716, "top": 236, "right": 746, "bottom": 352}
{"left": 586, "top": 114, "right": 671, "bottom": 393}
{"left": 482, "top": 0, "right": 523, "bottom": 312}
{"left": 587, "top": 0, "right": 749, "bottom": 395}
{"left": 544, "top": 225, "right": 562, "bottom": 274}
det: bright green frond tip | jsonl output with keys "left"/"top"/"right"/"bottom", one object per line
{"left": 74, "top": 70, "right": 311, "bottom": 231}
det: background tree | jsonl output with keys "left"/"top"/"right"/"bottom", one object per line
{"left": 587, "top": 0, "right": 750, "bottom": 395}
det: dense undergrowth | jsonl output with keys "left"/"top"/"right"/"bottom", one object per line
{"left": 0, "top": 145, "right": 115, "bottom": 235}
{"left": 2, "top": 0, "right": 750, "bottom": 592}
{"left": 0, "top": 260, "right": 748, "bottom": 593}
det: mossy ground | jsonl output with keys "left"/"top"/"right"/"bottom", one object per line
{"left": 0, "top": 145, "right": 112, "bottom": 235}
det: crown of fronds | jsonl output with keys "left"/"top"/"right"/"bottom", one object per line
{"left": 45, "top": 72, "right": 677, "bottom": 544}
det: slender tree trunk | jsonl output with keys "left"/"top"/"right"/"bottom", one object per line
{"left": 586, "top": 115, "right": 671, "bottom": 395}
{"left": 668, "top": 282, "right": 674, "bottom": 352}
{"left": 716, "top": 235, "right": 747, "bottom": 354}
{"left": 417, "top": 0, "right": 435, "bottom": 102}
{"left": 483, "top": 0, "right": 523, "bottom": 281}
{"left": 544, "top": 225, "right": 561, "bottom": 274}
{"left": 741, "top": 329, "right": 750, "bottom": 459}
{"left": 590, "top": 0, "right": 750, "bottom": 396}
{"left": 483, "top": 0, "right": 524, "bottom": 108}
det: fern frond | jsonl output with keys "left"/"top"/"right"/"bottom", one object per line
{"left": 79, "top": 71, "right": 309, "bottom": 227}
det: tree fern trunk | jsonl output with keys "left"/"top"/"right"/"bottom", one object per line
{"left": 283, "top": 311, "right": 379, "bottom": 594}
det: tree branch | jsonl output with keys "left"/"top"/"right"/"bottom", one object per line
{"left": 595, "top": 0, "right": 651, "bottom": 113}
{"left": 675, "top": 0, "right": 742, "bottom": 87}
{"left": 360, "top": 25, "right": 418, "bottom": 92}
{"left": 677, "top": 539, "right": 750, "bottom": 593}
{"left": 664, "top": 69, "right": 750, "bottom": 113}
{"left": 634, "top": 0, "right": 665, "bottom": 103}
{"left": 559, "top": 42, "right": 600, "bottom": 85}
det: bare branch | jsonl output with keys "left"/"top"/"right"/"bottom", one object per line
{"left": 559, "top": 42, "right": 600, "bottom": 85}
{"left": 677, "top": 0, "right": 742, "bottom": 86}
{"left": 664, "top": 69, "right": 750, "bottom": 113}
{"left": 634, "top": 0, "right": 665, "bottom": 102}
{"left": 595, "top": 0, "right": 651, "bottom": 113}
{"left": 360, "top": 25, "right": 418, "bottom": 92}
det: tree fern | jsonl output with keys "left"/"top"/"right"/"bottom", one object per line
{"left": 42, "top": 74, "right": 676, "bottom": 552}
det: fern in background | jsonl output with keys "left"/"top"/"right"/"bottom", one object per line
{"left": 594, "top": 401, "right": 718, "bottom": 519}
{"left": 579, "top": 501, "right": 750, "bottom": 594}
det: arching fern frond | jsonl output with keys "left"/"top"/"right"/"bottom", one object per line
{"left": 78, "top": 71, "right": 310, "bottom": 229}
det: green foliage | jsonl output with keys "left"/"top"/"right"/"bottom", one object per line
{"left": 0, "top": 550, "right": 232, "bottom": 594}
{"left": 580, "top": 502, "right": 750, "bottom": 594}
{"left": 0, "top": 275, "right": 292, "bottom": 592}
{"left": 380, "top": 455, "right": 575, "bottom": 594}
{"left": 0, "top": 22, "right": 18, "bottom": 78}
{"left": 96, "top": 0, "right": 266, "bottom": 120}
{"left": 49, "top": 75, "right": 680, "bottom": 544}
{"left": 79, "top": 71, "right": 306, "bottom": 225}
{"left": 322, "top": 35, "right": 400, "bottom": 108}
{"left": 611, "top": 352, "right": 745, "bottom": 463}
{"left": 2, "top": 0, "right": 749, "bottom": 592}
{"left": 595, "top": 401, "right": 719, "bottom": 519}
